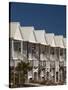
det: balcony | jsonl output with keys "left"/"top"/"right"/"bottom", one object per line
{"left": 33, "top": 60, "right": 39, "bottom": 67}
{"left": 59, "top": 61, "right": 64, "bottom": 67}
{"left": 59, "top": 56, "right": 64, "bottom": 62}
{"left": 50, "top": 54, "right": 57, "bottom": 61}
{"left": 40, "top": 53, "right": 44, "bottom": 60}
{"left": 40, "top": 53, "right": 48, "bottom": 61}
{"left": 28, "top": 53, "right": 33, "bottom": 60}
{"left": 13, "top": 51, "right": 23, "bottom": 60}
{"left": 32, "top": 53, "right": 39, "bottom": 60}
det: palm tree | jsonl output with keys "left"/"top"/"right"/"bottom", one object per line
{"left": 15, "top": 61, "right": 32, "bottom": 86}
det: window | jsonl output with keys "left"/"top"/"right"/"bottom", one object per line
{"left": 14, "top": 40, "right": 21, "bottom": 52}
{"left": 32, "top": 44, "right": 36, "bottom": 53}
{"left": 60, "top": 48, "right": 63, "bottom": 56}
{"left": 28, "top": 43, "right": 32, "bottom": 53}
{"left": 23, "top": 42, "right": 27, "bottom": 50}
{"left": 64, "top": 49, "right": 66, "bottom": 58}
{"left": 40, "top": 46, "right": 45, "bottom": 54}
{"left": 56, "top": 72, "right": 58, "bottom": 82}
{"left": 50, "top": 47, "right": 54, "bottom": 55}
{"left": 32, "top": 44, "right": 36, "bottom": 50}
{"left": 56, "top": 48, "right": 59, "bottom": 58}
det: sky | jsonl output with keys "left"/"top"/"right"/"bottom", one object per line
{"left": 9, "top": 2, "right": 66, "bottom": 37}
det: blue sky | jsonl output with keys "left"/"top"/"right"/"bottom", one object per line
{"left": 9, "top": 2, "right": 66, "bottom": 37}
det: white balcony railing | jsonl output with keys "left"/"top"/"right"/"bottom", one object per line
{"left": 28, "top": 53, "right": 32, "bottom": 60}
{"left": 40, "top": 53, "right": 48, "bottom": 61}
{"left": 60, "top": 56, "right": 64, "bottom": 62}
{"left": 32, "top": 53, "right": 39, "bottom": 60}
{"left": 13, "top": 51, "right": 23, "bottom": 60}
{"left": 40, "top": 53, "right": 44, "bottom": 60}
{"left": 50, "top": 55, "right": 57, "bottom": 61}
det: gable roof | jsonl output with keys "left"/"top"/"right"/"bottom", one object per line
{"left": 34, "top": 30, "right": 47, "bottom": 45}
{"left": 20, "top": 26, "right": 36, "bottom": 43}
{"left": 45, "top": 33, "right": 56, "bottom": 47}
{"left": 54, "top": 35, "right": 64, "bottom": 48}
{"left": 9, "top": 22, "right": 23, "bottom": 41}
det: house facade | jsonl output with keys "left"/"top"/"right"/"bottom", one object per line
{"left": 9, "top": 22, "right": 66, "bottom": 86}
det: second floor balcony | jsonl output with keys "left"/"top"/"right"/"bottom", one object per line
{"left": 40, "top": 53, "right": 48, "bottom": 61}
{"left": 13, "top": 51, "right": 23, "bottom": 60}
{"left": 59, "top": 56, "right": 65, "bottom": 62}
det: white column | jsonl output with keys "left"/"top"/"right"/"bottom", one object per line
{"left": 55, "top": 68, "right": 56, "bottom": 83}
{"left": 58, "top": 48, "right": 60, "bottom": 83}
{"left": 49, "top": 46, "right": 50, "bottom": 81}
{"left": 37, "top": 71, "right": 38, "bottom": 81}
{"left": 21, "top": 41, "right": 23, "bottom": 54}
{"left": 12, "top": 40, "right": 14, "bottom": 58}
{"left": 58, "top": 70, "right": 59, "bottom": 83}
{"left": 21, "top": 41, "right": 23, "bottom": 61}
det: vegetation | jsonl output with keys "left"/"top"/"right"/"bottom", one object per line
{"left": 9, "top": 61, "right": 32, "bottom": 87}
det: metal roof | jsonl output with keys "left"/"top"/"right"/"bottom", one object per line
{"left": 34, "top": 30, "right": 48, "bottom": 45}
{"left": 9, "top": 22, "right": 23, "bottom": 41}
{"left": 10, "top": 22, "right": 66, "bottom": 48}
{"left": 20, "top": 26, "right": 36, "bottom": 43}
{"left": 45, "top": 33, "right": 56, "bottom": 47}
{"left": 54, "top": 35, "right": 64, "bottom": 48}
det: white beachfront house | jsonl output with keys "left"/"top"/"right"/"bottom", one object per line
{"left": 9, "top": 22, "right": 66, "bottom": 85}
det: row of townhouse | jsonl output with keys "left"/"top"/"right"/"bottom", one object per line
{"left": 9, "top": 22, "right": 66, "bottom": 85}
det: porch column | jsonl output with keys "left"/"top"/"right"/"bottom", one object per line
{"left": 11, "top": 40, "right": 15, "bottom": 86}
{"left": 55, "top": 47, "right": 60, "bottom": 84}
{"left": 58, "top": 70, "right": 60, "bottom": 83}
{"left": 55, "top": 62, "right": 60, "bottom": 83}
{"left": 54, "top": 47, "right": 56, "bottom": 83}
{"left": 55, "top": 67, "right": 56, "bottom": 83}
{"left": 49, "top": 45, "right": 50, "bottom": 81}
{"left": 38, "top": 44, "right": 40, "bottom": 80}
{"left": 12, "top": 39, "right": 14, "bottom": 58}
{"left": 21, "top": 41, "right": 23, "bottom": 61}
{"left": 21, "top": 41, "right": 23, "bottom": 54}
{"left": 58, "top": 48, "right": 60, "bottom": 83}
{"left": 14, "top": 60, "right": 16, "bottom": 87}
{"left": 37, "top": 71, "right": 38, "bottom": 81}
{"left": 44, "top": 68, "right": 46, "bottom": 80}
{"left": 31, "top": 43, "right": 33, "bottom": 80}
{"left": 27, "top": 42, "right": 28, "bottom": 60}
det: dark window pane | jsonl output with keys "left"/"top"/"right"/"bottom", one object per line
{"left": 60, "top": 48, "right": 63, "bottom": 56}
{"left": 14, "top": 40, "right": 21, "bottom": 52}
